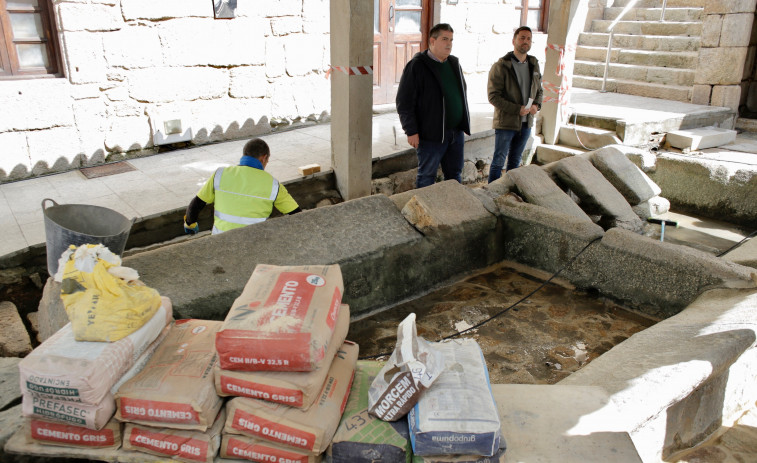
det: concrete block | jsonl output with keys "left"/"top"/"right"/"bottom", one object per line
{"left": 704, "top": 0, "right": 757, "bottom": 14}
{"left": 400, "top": 180, "right": 496, "bottom": 237}
{"left": 535, "top": 144, "right": 584, "bottom": 164}
{"left": 551, "top": 156, "right": 644, "bottom": 233}
{"left": 283, "top": 34, "right": 326, "bottom": 77}
{"left": 506, "top": 165, "right": 592, "bottom": 222}
{"left": 666, "top": 127, "right": 738, "bottom": 150}
{"left": 700, "top": 15, "right": 723, "bottom": 48}
{"left": 691, "top": 84, "right": 712, "bottom": 105}
{"left": 632, "top": 196, "right": 671, "bottom": 220}
{"left": 721, "top": 14, "right": 755, "bottom": 47}
{"left": 493, "top": 384, "right": 641, "bottom": 462}
{"left": 103, "top": 26, "right": 163, "bottom": 68}
{"left": 558, "top": 124, "right": 621, "bottom": 150}
{"left": 104, "top": 115, "right": 152, "bottom": 153}
{"left": 695, "top": 47, "right": 749, "bottom": 85}
{"left": 58, "top": 2, "right": 122, "bottom": 32}
{"left": 230, "top": 66, "right": 268, "bottom": 98}
{"left": 723, "top": 235, "right": 757, "bottom": 269}
{"left": 128, "top": 67, "right": 229, "bottom": 103}
{"left": 36, "top": 278, "right": 69, "bottom": 342}
{"left": 711, "top": 85, "right": 742, "bottom": 111}
{"left": 588, "top": 145, "right": 661, "bottom": 205}
{"left": 298, "top": 163, "right": 321, "bottom": 176}
{"left": 0, "top": 301, "right": 32, "bottom": 357}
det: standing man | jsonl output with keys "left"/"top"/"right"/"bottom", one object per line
{"left": 183, "top": 138, "right": 301, "bottom": 235}
{"left": 487, "top": 26, "right": 543, "bottom": 182}
{"left": 396, "top": 23, "right": 471, "bottom": 189}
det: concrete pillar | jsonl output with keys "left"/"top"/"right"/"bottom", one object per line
{"left": 541, "top": 0, "right": 589, "bottom": 145}
{"left": 329, "top": 0, "right": 373, "bottom": 200}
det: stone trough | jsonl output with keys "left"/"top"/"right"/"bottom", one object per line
{"left": 3, "top": 144, "right": 757, "bottom": 462}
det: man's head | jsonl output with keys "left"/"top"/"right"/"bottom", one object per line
{"left": 242, "top": 138, "right": 271, "bottom": 167}
{"left": 512, "top": 26, "right": 532, "bottom": 56}
{"left": 429, "top": 23, "right": 454, "bottom": 62}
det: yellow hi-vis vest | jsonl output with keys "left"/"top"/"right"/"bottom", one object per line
{"left": 197, "top": 166, "right": 288, "bottom": 234}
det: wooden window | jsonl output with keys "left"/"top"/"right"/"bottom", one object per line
{"left": 516, "top": 0, "right": 550, "bottom": 33}
{"left": 0, "top": 0, "right": 62, "bottom": 78}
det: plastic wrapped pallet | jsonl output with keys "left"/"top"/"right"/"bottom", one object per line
{"left": 224, "top": 341, "right": 358, "bottom": 455}
{"left": 25, "top": 417, "right": 122, "bottom": 450}
{"left": 408, "top": 339, "right": 501, "bottom": 457}
{"left": 216, "top": 264, "right": 343, "bottom": 372}
{"left": 122, "top": 409, "right": 225, "bottom": 463}
{"left": 411, "top": 436, "right": 507, "bottom": 462}
{"left": 21, "top": 325, "right": 170, "bottom": 430}
{"left": 327, "top": 360, "right": 412, "bottom": 463}
{"left": 221, "top": 433, "right": 322, "bottom": 463}
{"left": 215, "top": 304, "right": 350, "bottom": 409}
{"left": 19, "top": 297, "right": 173, "bottom": 406}
{"left": 116, "top": 319, "right": 223, "bottom": 431}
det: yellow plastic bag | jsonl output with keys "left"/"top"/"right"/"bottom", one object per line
{"left": 56, "top": 244, "right": 161, "bottom": 342}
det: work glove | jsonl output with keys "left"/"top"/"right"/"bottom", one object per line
{"left": 183, "top": 215, "right": 199, "bottom": 235}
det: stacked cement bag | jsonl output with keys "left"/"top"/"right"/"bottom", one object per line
{"left": 408, "top": 339, "right": 505, "bottom": 462}
{"left": 116, "top": 319, "right": 225, "bottom": 463}
{"left": 18, "top": 296, "right": 173, "bottom": 450}
{"left": 215, "top": 264, "right": 358, "bottom": 462}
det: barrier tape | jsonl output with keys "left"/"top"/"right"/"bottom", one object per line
{"left": 543, "top": 42, "right": 577, "bottom": 121}
{"left": 325, "top": 65, "right": 374, "bottom": 79}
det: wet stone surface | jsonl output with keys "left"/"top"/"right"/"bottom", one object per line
{"left": 350, "top": 261, "right": 656, "bottom": 385}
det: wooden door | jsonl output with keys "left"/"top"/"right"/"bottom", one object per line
{"left": 373, "top": 0, "right": 431, "bottom": 105}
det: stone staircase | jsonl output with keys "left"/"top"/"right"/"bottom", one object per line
{"left": 573, "top": 0, "right": 704, "bottom": 102}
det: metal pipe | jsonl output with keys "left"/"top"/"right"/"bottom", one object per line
{"left": 660, "top": 0, "right": 668, "bottom": 22}
{"left": 601, "top": 29, "right": 613, "bottom": 92}
{"left": 601, "top": 0, "right": 639, "bottom": 93}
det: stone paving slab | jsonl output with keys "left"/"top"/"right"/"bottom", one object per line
{"left": 492, "top": 384, "right": 642, "bottom": 462}
{"left": 587, "top": 145, "right": 661, "bottom": 205}
{"left": 667, "top": 127, "right": 738, "bottom": 150}
{"left": 551, "top": 155, "right": 644, "bottom": 232}
{"left": 0, "top": 357, "right": 20, "bottom": 410}
{"left": 506, "top": 164, "right": 592, "bottom": 222}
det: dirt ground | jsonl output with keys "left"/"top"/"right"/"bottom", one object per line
{"left": 349, "top": 260, "right": 657, "bottom": 385}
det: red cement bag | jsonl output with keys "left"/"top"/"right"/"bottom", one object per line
{"left": 221, "top": 433, "right": 322, "bottom": 463}
{"left": 216, "top": 264, "right": 343, "bottom": 372}
{"left": 25, "top": 417, "right": 122, "bottom": 450}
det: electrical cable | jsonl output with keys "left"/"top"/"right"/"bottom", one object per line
{"left": 358, "top": 235, "right": 603, "bottom": 360}
{"left": 716, "top": 229, "right": 757, "bottom": 257}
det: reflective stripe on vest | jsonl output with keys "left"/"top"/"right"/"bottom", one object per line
{"left": 210, "top": 167, "right": 280, "bottom": 234}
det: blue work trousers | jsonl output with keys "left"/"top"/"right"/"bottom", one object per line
{"left": 488, "top": 122, "right": 531, "bottom": 183}
{"left": 416, "top": 129, "right": 465, "bottom": 188}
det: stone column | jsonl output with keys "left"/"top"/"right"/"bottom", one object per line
{"left": 330, "top": 0, "right": 373, "bottom": 200}
{"left": 693, "top": 2, "right": 756, "bottom": 113}
{"left": 541, "top": 0, "right": 589, "bottom": 145}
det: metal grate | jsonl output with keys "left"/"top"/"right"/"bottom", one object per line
{"left": 79, "top": 161, "right": 136, "bottom": 179}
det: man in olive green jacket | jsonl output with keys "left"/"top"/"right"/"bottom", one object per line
{"left": 486, "top": 26, "right": 543, "bottom": 182}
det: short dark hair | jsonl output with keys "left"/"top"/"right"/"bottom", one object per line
{"left": 430, "top": 23, "right": 453, "bottom": 39}
{"left": 242, "top": 138, "right": 270, "bottom": 159}
{"left": 513, "top": 26, "right": 532, "bottom": 39}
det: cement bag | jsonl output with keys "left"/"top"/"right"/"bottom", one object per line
{"left": 115, "top": 319, "right": 224, "bottom": 431}
{"left": 327, "top": 360, "right": 412, "bottom": 463}
{"left": 19, "top": 298, "right": 173, "bottom": 406}
{"left": 215, "top": 304, "right": 350, "bottom": 409}
{"left": 368, "top": 313, "right": 444, "bottom": 421}
{"left": 56, "top": 244, "right": 162, "bottom": 342}
{"left": 408, "top": 339, "right": 501, "bottom": 457}
{"left": 122, "top": 409, "right": 225, "bottom": 463}
{"left": 221, "top": 433, "right": 322, "bottom": 463}
{"left": 216, "top": 264, "right": 343, "bottom": 372}
{"left": 25, "top": 417, "right": 122, "bottom": 450}
{"left": 224, "top": 341, "right": 358, "bottom": 455}
{"left": 411, "top": 436, "right": 507, "bottom": 463}
{"left": 21, "top": 324, "right": 171, "bottom": 430}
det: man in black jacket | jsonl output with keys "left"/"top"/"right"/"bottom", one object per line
{"left": 396, "top": 23, "right": 471, "bottom": 188}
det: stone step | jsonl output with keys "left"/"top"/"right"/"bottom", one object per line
{"left": 535, "top": 143, "right": 586, "bottom": 165}
{"left": 591, "top": 19, "right": 702, "bottom": 36}
{"left": 578, "top": 32, "right": 701, "bottom": 52}
{"left": 574, "top": 75, "right": 692, "bottom": 102}
{"left": 558, "top": 124, "right": 622, "bottom": 150}
{"left": 575, "top": 47, "right": 697, "bottom": 68}
{"left": 613, "top": 0, "right": 703, "bottom": 7}
{"left": 574, "top": 60, "right": 695, "bottom": 87}
{"left": 604, "top": 6, "right": 703, "bottom": 22}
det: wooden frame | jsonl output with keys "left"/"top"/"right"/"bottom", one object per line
{"left": 0, "top": 0, "right": 62, "bottom": 79}
{"left": 516, "top": 0, "right": 550, "bottom": 32}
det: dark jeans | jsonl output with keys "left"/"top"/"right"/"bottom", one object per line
{"left": 416, "top": 129, "right": 465, "bottom": 188}
{"left": 488, "top": 122, "right": 531, "bottom": 183}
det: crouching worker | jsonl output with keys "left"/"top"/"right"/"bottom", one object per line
{"left": 183, "top": 138, "right": 301, "bottom": 235}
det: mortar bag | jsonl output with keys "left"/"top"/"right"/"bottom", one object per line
{"left": 19, "top": 297, "right": 173, "bottom": 405}
{"left": 221, "top": 433, "right": 323, "bottom": 463}
{"left": 122, "top": 409, "right": 225, "bottom": 463}
{"left": 408, "top": 339, "right": 501, "bottom": 457}
{"left": 115, "top": 319, "right": 224, "bottom": 432}
{"left": 216, "top": 264, "right": 343, "bottom": 372}
{"left": 22, "top": 391, "right": 116, "bottom": 430}
{"left": 223, "top": 341, "right": 358, "bottom": 455}
{"left": 367, "top": 313, "right": 444, "bottom": 421}
{"left": 56, "top": 244, "right": 162, "bottom": 342}
{"left": 327, "top": 360, "right": 412, "bottom": 463}
{"left": 25, "top": 417, "right": 122, "bottom": 450}
{"left": 215, "top": 304, "right": 350, "bottom": 409}
{"left": 411, "top": 434, "right": 507, "bottom": 463}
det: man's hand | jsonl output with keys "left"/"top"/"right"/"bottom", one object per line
{"left": 529, "top": 105, "right": 538, "bottom": 115}
{"left": 183, "top": 215, "right": 199, "bottom": 235}
{"left": 519, "top": 106, "right": 529, "bottom": 116}
{"left": 407, "top": 134, "right": 419, "bottom": 149}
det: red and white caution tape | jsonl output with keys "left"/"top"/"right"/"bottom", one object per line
{"left": 325, "top": 65, "right": 374, "bottom": 79}
{"left": 543, "top": 42, "right": 577, "bottom": 120}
